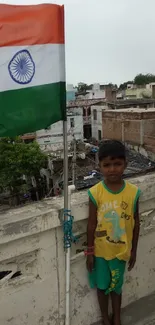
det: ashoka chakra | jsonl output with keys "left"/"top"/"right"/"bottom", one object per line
{"left": 8, "top": 49, "right": 35, "bottom": 85}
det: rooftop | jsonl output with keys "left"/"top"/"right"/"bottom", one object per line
{"left": 0, "top": 173, "right": 154, "bottom": 324}
{"left": 105, "top": 107, "right": 155, "bottom": 113}
{"left": 108, "top": 98, "right": 155, "bottom": 108}
{"left": 67, "top": 98, "right": 155, "bottom": 108}
{"left": 67, "top": 99, "right": 104, "bottom": 108}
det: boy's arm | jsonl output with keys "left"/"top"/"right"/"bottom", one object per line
{"left": 128, "top": 199, "right": 140, "bottom": 271}
{"left": 86, "top": 198, "right": 97, "bottom": 272}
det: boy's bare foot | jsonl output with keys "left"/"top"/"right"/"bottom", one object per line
{"left": 101, "top": 317, "right": 111, "bottom": 325}
{"left": 111, "top": 314, "right": 121, "bottom": 325}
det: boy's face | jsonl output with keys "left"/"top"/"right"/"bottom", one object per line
{"left": 99, "top": 156, "right": 126, "bottom": 183}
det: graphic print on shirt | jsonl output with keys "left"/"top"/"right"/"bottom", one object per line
{"left": 104, "top": 210, "right": 125, "bottom": 244}
{"left": 120, "top": 201, "right": 128, "bottom": 210}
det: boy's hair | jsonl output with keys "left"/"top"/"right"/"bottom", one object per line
{"left": 98, "top": 140, "right": 126, "bottom": 162}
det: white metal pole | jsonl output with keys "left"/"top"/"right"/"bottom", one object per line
{"left": 72, "top": 138, "right": 76, "bottom": 185}
{"left": 63, "top": 119, "right": 70, "bottom": 325}
{"left": 65, "top": 184, "right": 75, "bottom": 325}
{"left": 63, "top": 120, "right": 68, "bottom": 211}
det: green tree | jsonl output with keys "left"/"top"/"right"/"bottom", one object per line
{"left": 119, "top": 81, "right": 133, "bottom": 90}
{"left": 0, "top": 137, "right": 47, "bottom": 204}
{"left": 106, "top": 83, "right": 118, "bottom": 88}
{"left": 134, "top": 73, "right": 155, "bottom": 85}
{"left": 77, "top": 82, "right": 88, "bottom": 93}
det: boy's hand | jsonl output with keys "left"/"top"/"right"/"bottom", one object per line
{"left": 128, "top": 250, "right": 137, "bottom": 271}
{"left": 86, "top": 255, "right": 94, "bottom": 273}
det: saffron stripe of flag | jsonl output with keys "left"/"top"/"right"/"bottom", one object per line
{"left": 0, "top": 4, "right": 66, "bottom": 137}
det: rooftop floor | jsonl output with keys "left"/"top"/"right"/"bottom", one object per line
{"left": 91, "top": 292, "right": 155, "bottom": 325}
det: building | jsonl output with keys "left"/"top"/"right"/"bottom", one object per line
{"left": 116, "top": 89, "right": 125, "bottom": 99}
{"left": 146, "top": 83, "right": 155, "bottom": 98}
{"left": 91, "top": 105, "right": 108, "bottom": 141}
{"left": 23, "top": 99, "right": 104, "bottom": 145}
{"left": 80, "top": 83, "right": 106, "bottom": 100}
{"left": 102, "top": 108, "right": 155, "bottom": 153}
{"left": 67, "top": 98, "right": 155, "bottom": 142}
{"left": 87, "top": 99, "right": 155, "bottom": 142}
{"left": 67, "top": 99, "right": 105, "bottom": 140}
{"left": 68, "top": 99, "right": 109, "bottom": 140}
{"left": 106, "top": 98, "right": 155, "bottom": 110}
{"left": 125, "top": 83, "right": 155, "bottom": 100}
{"left": 125, "top": 84, "right": 146, "bottom": 99}
{"left": 36, "top": 108, "right": 83, "bottom": 151}
{"left": 76, "top": 83, "right": 117, "bottom": 101}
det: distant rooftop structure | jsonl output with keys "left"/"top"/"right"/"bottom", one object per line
{"left": 67, "top": 99, "right": 105, "bottom": 108}
{"left": 67, "top": 98, "right": 155, "bottom": 109}
{"left": 106, "top": 107, "right": 155, "bottom": 113}
{"left": 108, "top": 98, "right": 155, "bottom": 108}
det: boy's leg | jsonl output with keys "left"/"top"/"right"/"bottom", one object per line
{"left": 95, "top": 258, "right": 111, "bottom": 325}
{"left": 110, "top": 292, "right": 122, "bottom": 325}
{"left": 97, "top": 289, "right": 111, "bottom": 325}
{"left": 108, "top": 259, "right": 126, "bottom": 325}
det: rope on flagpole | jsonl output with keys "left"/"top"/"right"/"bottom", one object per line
{"left": 63, "top": 209, "right": 78, "bottom": 249}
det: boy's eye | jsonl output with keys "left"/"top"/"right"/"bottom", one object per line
{"left": 114, "top": 162, "right": 122, "bottom": 166}
{"left": 103, "top": 162, "right": 123, "bottom": 168}
{"left": 103, "top": 164, "right": 110, "bottom": 168}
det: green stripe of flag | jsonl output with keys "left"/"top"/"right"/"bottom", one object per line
{"left": 0, "top": 82, "right": 66, "bottom": 137}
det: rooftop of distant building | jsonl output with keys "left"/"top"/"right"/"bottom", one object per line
{"left": 67, "top": 98, "right": 155, "bottom": 108}
{"left": 106, "top": 107, "right": 155, "bottom": 113}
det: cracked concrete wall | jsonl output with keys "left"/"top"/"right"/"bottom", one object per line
{"left": 0, "top": 174, "right": 155, "bottom": 324}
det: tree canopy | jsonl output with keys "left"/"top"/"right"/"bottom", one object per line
{"left": 134, "top": 73, "right": 155, "bottom": 85}
{"left": 119, "top": 81, "right": 133, "bottom": 90}
{"left": 0, "top": 137, "right": 47, "bottom": 201}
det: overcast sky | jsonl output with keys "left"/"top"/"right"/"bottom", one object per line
{"left": 2, "top": 0, "right": 155, "bottom": 86}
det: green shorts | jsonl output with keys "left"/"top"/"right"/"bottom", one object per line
{"left": 88, "top": 257, "right": 126, "bottom": 295}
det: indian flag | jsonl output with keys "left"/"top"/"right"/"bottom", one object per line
{"left": 0, "top": 3, "right": 66, "bottom": 137}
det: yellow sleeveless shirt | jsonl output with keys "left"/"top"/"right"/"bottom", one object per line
{"left": 88, "top": 181, "right": 141, "bottom": 261}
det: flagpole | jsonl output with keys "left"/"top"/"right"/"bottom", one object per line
{"left": 63, "top": 119, "right": 68, "bottom": 212}
{"left": 63, "top": 118, "right": 70, "bottom": 325}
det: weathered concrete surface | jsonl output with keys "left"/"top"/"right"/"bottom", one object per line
{"left": 122, "top": 292, "right": 155, "bottom": 325}
{"left": 0, "top": 173, "right": 155, "bottom": 324}
{"left": 91, "top": 292, "right": 155, "bottom": 325}
{"left": 91, "top": 293, "right": 155, "bottom": 325}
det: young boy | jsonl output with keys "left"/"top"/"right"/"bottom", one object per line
{"left": 86, "top": 140, "right": 141, "bottom": 325}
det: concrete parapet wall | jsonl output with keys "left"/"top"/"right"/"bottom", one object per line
{"left": 0, "top": 174, "right": 155, "bottom": 324}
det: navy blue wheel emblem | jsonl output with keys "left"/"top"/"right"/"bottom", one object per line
{"left": 8, "top": 49, "right": 35, "bottom": 85}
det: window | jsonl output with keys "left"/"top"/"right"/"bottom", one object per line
{"left": 98, "top": 130, "right": 102, "bottom": 141}
{"left": 83, "top": 108, "right": 86, "bottom": 116}
{"left": 70, "top": 118, "right": 75, "bottom": 128}
{"left": 93, "top": 109, "right": 97, "bottom": 120}
{"left": 87, "top": 107, "right": 91, "bottom": 116}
